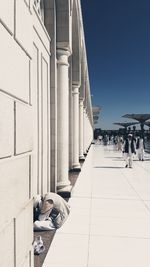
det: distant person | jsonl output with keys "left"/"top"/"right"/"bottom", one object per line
{"left": 103, "top": 134, "right": 108, "bottom": 145}
{"left": 108, "top": 135, "right": 111, "bottom": 145}
{"left": 98, "top": 135, "right": 102, "bottom": 144}
{"left": 117, "top": 136, "right": 124, "bottom": 151}
{"left": 123, "top": 133, "right": 136, "bottom": 168}
{"left": 114, "top": 136, "right": 118, "bottom": 146}
{"left": 110, "top": 135, "right": 114, "bottom": 144}
{"left": 136, "top": 135, "right": 145, "bottom": 161}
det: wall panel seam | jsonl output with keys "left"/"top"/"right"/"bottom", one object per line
{"left": 41, "top": 53, "right": 43, "bottom": 194}
{"left": 14, "top": 37, "right": 32, "bottom": 59}
{"left": 14, "top": 102, "right": 16, "bottom": 156}
{"left": 0, "top": 19, "right": 13, "bottom": 36}
{"left": 0, "top": 88, "right": 30, "bottom": 106}
{"left": 33, "top": 25, "right": 51, "bottom": 56}
{"left": 33, "top": 6, "right": 51, "bottom": 41}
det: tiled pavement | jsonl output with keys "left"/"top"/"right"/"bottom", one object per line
{"left": 43, "top": 144, "right": 150, "bottom": 267}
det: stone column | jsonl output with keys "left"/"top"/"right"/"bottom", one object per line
{"left": 72, "top": 84, "right": 81, "bottom": 171}
{"left": 79, "top": 98, "right": 85, "bottom": 161}
{"left": 86, "top": 115, "right": 92, "bottom": 149}
{"left": 69, "top": 59, "right": 73, "bottom": 170}
{"left": 83, "top": 108, "right": 87, "bottom": 155}
{"left": 57, "top": 49, "right": 71, "bottom": 189}
{"left": 44, "top": 0, "right": 57, "bottom": 192}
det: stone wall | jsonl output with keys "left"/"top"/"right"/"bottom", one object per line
{"left": 0, "top": 0, "right": 93, "bottom": 266}
{"left": 0, "top": 1, "right": 50, "bottom": 266}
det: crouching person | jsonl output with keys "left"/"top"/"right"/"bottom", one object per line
{"left": 33, "top": 192, "right": 70, "bottom": 231}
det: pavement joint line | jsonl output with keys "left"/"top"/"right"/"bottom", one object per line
{"left": 89, "top": 234, "right": 150, "bottom": 240}
{"left": 57, "top": 232, "right": 89, "bottom": 236}
{"left": 89, "top": 216, "right": 150, "bottom": 219}
{"left": 120, "top": 168, "right": 150, "bottom": 216}
{"left": 90, "top": 197, "right": 142, "bottom": 201}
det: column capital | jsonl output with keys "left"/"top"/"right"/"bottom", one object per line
{"left": 79, "top": 99, "right": 84, "bottom": 108}
{"left": 79, "top": 97, "right": 84, "bottom": 102}
{"left": 57, "top": 48, "right": 71, "bottom": 57}
{"left": 72, "top": 85, "right": 79, "bottom": 95}
{"left": 83, "top": 106, "right": 87, "bottom": 113}
{"left": 72, "top": 82, "right": 80, "bottom": 88}
{"left": 57, "top": 49, "right": 71, "bottom": 67}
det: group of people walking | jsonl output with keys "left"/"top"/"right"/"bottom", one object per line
{"left": 97, "top": 133, "right": 145, "bottom": 168}
{"left": 123, "top": 133, "right": 145, "bottom": 168}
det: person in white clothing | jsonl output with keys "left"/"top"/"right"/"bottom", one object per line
{"left": 123, "top": 133, "right": 136, "bottom": 168}
{"left": 136, "top": 135, "right": 145, "bottom": 161}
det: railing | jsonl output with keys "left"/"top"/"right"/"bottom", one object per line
{"left": 34, "top": 0, "right": 44, "bottom": 22}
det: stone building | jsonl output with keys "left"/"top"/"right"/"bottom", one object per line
{"left": 0, "top": 0, "right": 93, "bottom": 266}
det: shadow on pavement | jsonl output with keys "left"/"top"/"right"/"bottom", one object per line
{"left": 94, "top": 166, "right": 125, "bottom": 169}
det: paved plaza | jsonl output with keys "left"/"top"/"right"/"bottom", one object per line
{"left": 43, "top": 143, "right": 150, "bottom": 267}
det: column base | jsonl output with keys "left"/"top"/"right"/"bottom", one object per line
{"left": 57, "top": 185, "right": 72, "bottom": 198}
{"left": 79, "top": 155, "right": 85, "bottom": 161}
{"left": 57, "top": 180, "right": 70, "bottom": 190}
{"left": 79, "top": 158, "right": 85, "bottom": 162}
{"left": 71, "top": 163, "right": 81, "bottom": 172}
{"left": 70, "top": 167, "right": 81, "bottom": 172}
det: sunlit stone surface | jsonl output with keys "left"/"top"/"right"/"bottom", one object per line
{"left": 0, "top": 0, "right": 93, "bottom": 265}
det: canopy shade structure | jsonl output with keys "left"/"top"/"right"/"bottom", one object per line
{"left": 92, "top": 106, "right": 101, "bottom": 125}
{"left": 92, "top": 106, "right": 101, "bottom": 114}
{"left": 93, "top": 115, "right": 99, "bottom": 121}
{"left": 122, "top": 114, "right": 150, "bottom": 123}
{"left": 113, "top": 122, "right": 139, "bottom": 128}
{"left": 122, "top": 114, "right": 150, "bottom": 136}
{"left": 113, "top": 122, "right": 139, "bottom": 136}
{"left": 144, "top": 121, "right": 150, "bottom": 127}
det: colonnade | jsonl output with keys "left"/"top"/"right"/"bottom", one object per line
{"left": 44, "top": 0, "right": 93, "bottom": 193}
{"left": 55, "top": 48, "right": 93, "bottom": 192}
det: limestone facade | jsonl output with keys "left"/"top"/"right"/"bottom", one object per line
{"left": 0, "top": 0, "right": 93, "bottom": 266}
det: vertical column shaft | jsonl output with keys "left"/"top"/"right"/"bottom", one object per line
{"left": 83, "top": 108, "right": 87, "bottom": 155}
{"left": 44, "top": 0, "right": 57, "bottom": 192}
{"left": 69, "top": 59, "right": 73, "bottom": 169}
{"left": 57, "top": 49, "right": 70, "bottom": 189}
{"left": 72, "top": 85, "right": 81, "bottom": 171}
{"left": 79, "top": 98, "right": 85, "bottom": 160}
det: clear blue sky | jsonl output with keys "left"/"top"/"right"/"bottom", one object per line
{"left": 81, "top": 0, "right": 150, "bottom": 130}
